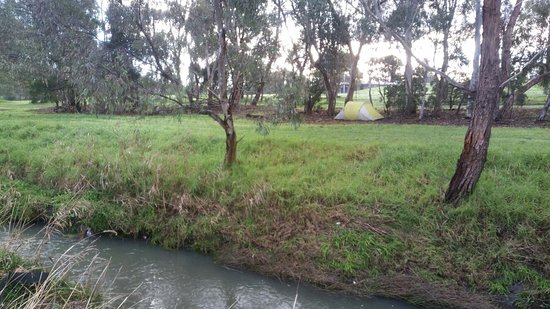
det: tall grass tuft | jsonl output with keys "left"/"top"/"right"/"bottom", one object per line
{"left": 0, "top": 201, "right": 134, "bottom": 308}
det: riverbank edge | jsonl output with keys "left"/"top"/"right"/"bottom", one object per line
{"left": 0, "top": 246, "right": 100, "bottom": 307}
{"left": 0, "top": 177, "right": 505, "bottom": 309}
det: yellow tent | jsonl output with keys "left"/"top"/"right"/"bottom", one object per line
{"left": 334, "top": 101, "right": 384, "bottom": 121}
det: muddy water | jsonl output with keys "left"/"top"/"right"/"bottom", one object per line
{"left": 2, "top": 226, "right": 416, "bottom": 308}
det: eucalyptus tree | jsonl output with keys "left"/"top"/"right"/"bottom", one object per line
{"left": 283, "top": 42, "right": 319, "bottom": 114}
{"left": 495, "top": 0, "right": 523, "bottom": 119}
{"left": 444, "top": 0, "right": 548, "bottom": 202}
{"left": 291, "top": 0, "right": 350, "bottom": 116}
{"left": 387, "top": 0, "right": 425, "bottom": 114}
{"left": 0, "top": 0, "right": 35, "bottom": 98}
{"left": 359, "top": 0, "right": 425, "bottom": 114}
{"left": 497, "top": 0, "right": 550, "bottom": 119}
{"left": 426, "top": 0, "right": 460, "bottom": 112}
{"left": 207, "top": 0, "right": 279, "bottom": 165}
{"left": 128, "top": 0, "right": 188, "bottom": 106}
{"left": 95, "top": 0, "right": 143, "bottom": 113}
{"left": 210, "top": 0, "right": 236, "bottom": 165}
{"left": 247, "top": 12, "right": 282, "bottom": 106}
{"left": 1, "top": 0, "right": 101, "bottom": 111}
{"left": 336, "top": 0, "right": 378, "bottom": 103}
{"left": 466, "top": 0, "right": 481, "bottom": 118}
{"left": 341, "top": 2, "right": 380, "bottom": 102}
{"left": 445, "top": 0, "right": 502, "bottom": 204}
{"left": 367, "top": 55, "right": 402, "bottom": 112}
{"left": 186, "top": 0, "right": 217, "bottom": 106}
{"left": 359, "top": 0, "right": 524, "bottom": 203}
{"left": 187, "top": 0, "right": 281, "bottom": 109}
{"left": 224, "top": 0, "right": 280, "bottom": 108}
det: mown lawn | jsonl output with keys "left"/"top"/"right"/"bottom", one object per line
{"left": 0, "top": 100, "right": 549, "bottom": 308}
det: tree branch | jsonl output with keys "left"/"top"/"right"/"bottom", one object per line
{"left": 499, "top": 44, "right": 550, "bottom": 89}
{"left": 152, "top": 92, "right": 225, "bottom": 126}
{"left": 199, "top": 109, "right": 225, "bottom": 127}
{"left": 207, "top": 88, "right": 221, "bottom": 102}
{"left": 359, "top": 0, "right": 471, "bottom": 93}
{"left": 151, "top": 92, "right": 185, "bottom": 107}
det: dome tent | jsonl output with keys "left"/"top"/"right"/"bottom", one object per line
{"left": 334, "top": 101, "right": 384, "bottom": 121}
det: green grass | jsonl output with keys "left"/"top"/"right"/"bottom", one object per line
{"left": 524, "top": 85, "right": 549, "bottom": 107}
{"left": 0, "top": 100, "right": 549, "bottom": 307}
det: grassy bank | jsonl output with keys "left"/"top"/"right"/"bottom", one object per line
{"left": 1, "top": 101, "right": 549, "bottom": 308}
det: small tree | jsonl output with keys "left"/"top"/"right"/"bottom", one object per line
{"left": 292, "top": 0, "right": 350, "bottom": 116}
{"left": 367, "top": 55, "right": 402, "bottom": 113}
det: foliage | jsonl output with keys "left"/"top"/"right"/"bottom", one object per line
{"left": 291, "top": 0, "right": 350, "bottom": 115}
{"left": 384, "top": 67, "right": 427, "bottom": 113}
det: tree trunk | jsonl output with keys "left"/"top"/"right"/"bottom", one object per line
{"left": 445, "top": 0, "right": 501, "bottom": 204}
{"left": 326, "top": 86, "right": 337, "bottom": 116}
{"left": 251, "top": 33, "right": 278, "bottom": 107}
{"left": 224, "top": 118, "right": 237, "bottom": 164}
{"left": 345, "top": 42, "right": 364, "bottom": 103}
{"left": 65, "top": 86, "right": 81, "bottom": 113}
{"left": 497, "top": 0, "right": 523, "bottom": 119}
{"left": 404, "top": 29, "right": 415, "bottom": 114}
{"left": 186, "top": 89, "right": 194, "bottom": 106}
{"left": 206, "top": 47, "right": 215, "bottom": 107}
{"left": 368, "top": 77, "right": 374, "bottom": 106}
{"left": 467, "top": 0, "right": 482, "bottom": 119}
{"left": 214, "top": 0, "right": 226, "bottom": 100}
{"left": 378, "top": 83, "right": 387, "bottom": 113}
{"left": 213, "top": 0, "right": 237, "bottom": 166}
{"left": 194, "top": 73, "right": 201, "bottom": 104}
{"left": 231, "top": 74, "right": 244, "bottom": 107}
{"left": 538, "top": 93, "right": 550, "bottom": 121}
{"left": 419, "top": 68, "right": 429, "bottom": 121}
{"left": 435, "top": 33, "right": 450, "bottom": 113}
{"left": 305, "top": 96, "right": 314, "bottom": 115}
{"left": 317, "top": 65, "right": 337, "bottom": 116}
{"left": 250, "top": 81, "right": 265, "bottom": 106}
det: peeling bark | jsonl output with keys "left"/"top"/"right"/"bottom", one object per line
{"left": 497, "top": 0, "right": 523, "bottom": 119}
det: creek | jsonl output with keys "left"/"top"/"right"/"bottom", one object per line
{"left": 1, "top": 225, "right": 416, "bottom": 308}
